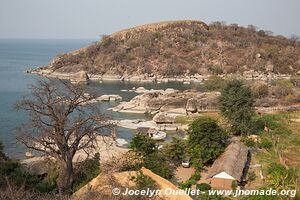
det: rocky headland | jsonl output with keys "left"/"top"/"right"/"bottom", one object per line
{"left": 28, "top": 20, "right": 300, "bottom": 83}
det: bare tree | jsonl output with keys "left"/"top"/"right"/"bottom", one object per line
{"left": 15, "top": 79, "right": 113, "bottom": 195}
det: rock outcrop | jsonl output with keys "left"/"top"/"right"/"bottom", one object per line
{"left": 110, "top": 90, "right": 220, "bottom": 114}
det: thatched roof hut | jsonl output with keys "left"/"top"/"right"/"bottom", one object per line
{"left": 206, "top": 140, "right": 249, "bottom": 189}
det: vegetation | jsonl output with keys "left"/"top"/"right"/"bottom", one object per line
{"left": 132, "top": 172, "right": 157, "bottom": 190}
{"left": 203, "top": 76, "right": 227, "bottom": 91}
{"left": 15, "top": 79, "right": 113, "bottom": 194}
{"left": 187, "top": 116, "right": 228, "bottom": 166}
{"left": 129, "top": 135, "right": 173, "bottom": 180}
{"left": 163, "top": 137, "right": 186, "bottom": 164}
{"left": 179, "top": 170, "right": 202, "bottom": 189}
{"left": 219, "top": 79, "right": 255, "bottom": 134}
{"left": 266, "top": 163, "right": 298, "bottom": 190}
{"left": 251, "top": 81, "right": 269, "bottom": 98}
{"left": 129, "top": 134, "right": 158, "bottom": 156}
{"left": 72, "top": 153, "right": 100, "bottom": 192}
{"left": 271, "top": 79, "right": 294, "bottom": 98}
{"left": 46, "top": 20, "right": 300, "bottom": 76}
{"left": 196, "top": 183, "right": 211, "bottom": 191}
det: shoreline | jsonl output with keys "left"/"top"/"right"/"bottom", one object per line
{"left": 28, "top": 68, "right": 292, "bottom": 84}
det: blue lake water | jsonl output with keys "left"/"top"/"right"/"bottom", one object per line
{"left": 0, "top": 39, "right": 200, "bottom": 158}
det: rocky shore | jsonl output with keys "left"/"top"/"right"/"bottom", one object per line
{"left": 109, "top": 89, "right": 220, "bottom": 115}
{"left": 29, "top": 68, "right": 291, "bottom": 84}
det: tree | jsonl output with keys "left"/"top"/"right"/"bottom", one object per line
{"left": 0, "top": 140, "right": 7, "bottom": 161}
{"left": 15, "top": 79, "right": 113, "bottom": 194}
{"left": 187, "top": 117, "right": 228, "bottom": 165}
{"left": 219, "top": 79, "right": 255, "bottom": 134}
{"left": 129, "top": 134, "right": 158, "bottom": 156}
{"left": 163, "top": 137, "right": 186, "bottom": 164}
{"left": 129, "top": 135, "right": 173, "bottom": 180}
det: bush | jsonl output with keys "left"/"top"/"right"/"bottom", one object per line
{"left": 258, "top": 138, "right": 272, "bottom": 149}
{"left": 144, "top": 153, "right": 173, "bottom": 180}
{"left": 209, "top": 65, "right": 224, "bottom": 75}
{"left": 272, "top": 79, "right": 294, "bottom": 97}
{"left": 36, "top": 164, "right": 58, "bottom": 193}
{"left": 196, "top": 183, "right": 211, "bottom": 191}
{"left": 290, "top": 75, "right": 300, "bottom": 88}
{"left": 179, "top": 179, "right": 194, "bottom": 189}
{"left": 163, "top": 137, "right": 186, "bottom": 164}
{"left": 203, "top": 76, "right": 226, "bottom": 91}
{"left": 241, "top": 136, "right": 256, "bottom": 147}
{"left": 72, "top": 153, "right": 100, "bottom": 191}
{"left": 0, "top": 159, "right": 40, "bottom": 189}
{"left": 251, "top": 82, "right": 269, "bottom": 98}
{"left": 129, "top": 134, "right": 158, "bottom": 156}
{"left": 267, "top": 163, "right": 298, "bottom": 190}
{"left": 132, "top": 172, "right": 156, "bottom": 190}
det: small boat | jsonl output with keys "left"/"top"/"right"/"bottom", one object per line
{"left": 146, "top": 128, "right": 167, "bottom": 140}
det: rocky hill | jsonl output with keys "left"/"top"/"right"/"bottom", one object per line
{"left": 36, "top": 20, "right": 300, "bottom": 78}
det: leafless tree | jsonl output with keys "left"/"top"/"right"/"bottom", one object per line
{"left": 15, "top": 79, "right": 114, "bottom": 195}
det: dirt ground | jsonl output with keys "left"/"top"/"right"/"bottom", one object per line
{"left": 174, "top": 166, "right": 195, "bottom": 182}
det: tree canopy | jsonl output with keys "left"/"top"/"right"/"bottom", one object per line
{"left": 219, "top": 79, "right": 255, "bottom": 134}
{"left": 187, "top": 116, "right": 228, "bottom": 165}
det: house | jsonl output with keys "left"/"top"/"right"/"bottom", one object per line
{"left": 206, "top": 140, "right": 249, "bottom": 190}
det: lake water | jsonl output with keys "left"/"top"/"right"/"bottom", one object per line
{"left": 0, "top": 39, "right": 201, "bottom": 158}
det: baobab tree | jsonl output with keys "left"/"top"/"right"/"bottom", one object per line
{"left": 15, "top": 79, "right": 114, "bottom": 194}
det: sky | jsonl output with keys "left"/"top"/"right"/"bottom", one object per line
{"left": 0, "top": 0, "right": 299, "bottom": 39}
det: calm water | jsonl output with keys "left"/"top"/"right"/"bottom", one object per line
{"left": 0, "top": 39, "right": 200, "bottom": 158}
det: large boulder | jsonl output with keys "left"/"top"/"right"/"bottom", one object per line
{"left": 153, "top": 112, "right": 176, "bottom": 124}
{"left": 71, "top": 71, "right": 89, "bottom": 83}
{"left": 160, "top": 98, "right": 188, "bottom": 112}
{"left": 186, "top": 98, "right": 197, "bottom": 113}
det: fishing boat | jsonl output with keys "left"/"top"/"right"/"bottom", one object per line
{"left": 136, "top": 127, "right": 167, "bottom": 140}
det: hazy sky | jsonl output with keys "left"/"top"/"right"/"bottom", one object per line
{"left": 0, "top": 0, "right": 299, "bottom": 39}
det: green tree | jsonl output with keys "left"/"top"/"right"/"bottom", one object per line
{"left": 163, "top": 137, "right": 186, "bottom": 164}
{"left": 219, "top": 79, "right": 255, "bottom": 134}
{"left": 143, "top": 153, "right": 174, "bottom": 180}
{"left": 129, "top": 134, "right": 158, "bottom": 156}
{"left": 187, "top": 117, "right": 228, "bottom": 165}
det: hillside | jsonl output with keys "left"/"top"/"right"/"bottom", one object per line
{"left": 37, "top": 20, "right": 300, "bottom": 77}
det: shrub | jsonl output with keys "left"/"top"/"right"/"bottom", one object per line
{"left": 72, "top": 153, "right": 100, "bottom": 191}
{"left": 187, "top": 116, "right": 228, "bottom": 165}
{"left": 203, "top": 76, "right": 226, "bottom": 91}
{"left": 290, "top": 75, "right": 300, "bottom": 88}
{"left": 163, "top": 137, "right": 186, "bottom": 164}
{"left": 241, "top": 136, "right": 256, "bottom": 147}
{"left": 258, "top": 138, "right": 272, "bottom": 149}
{"left": 144, "top": 153, "right": 173, "bottom": 180}
{"left": 251, "top": 82, "right": 269, "bottom": 98}
{"left": 129, "top": 134, "right": 158, "bottom": 156}
{"left": 209, "top": 65, "right": 223, "bottom": 75}
{"left": 190, "top": 172, "right": 201, "bottom": 182}
{"left": 179, "top": 179, "right": 194, "bottom": 189}
{"left": 272, "top": 79, "right": 294, "bottom": 97}
{"left": 196, "top": 183, "right": 211, "bottom": 191}
{"left": 132, "top": 172, "right": 156, "bottom": 190}
{"left": 267, "top": 163, "right": 298, "bottom": 190}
